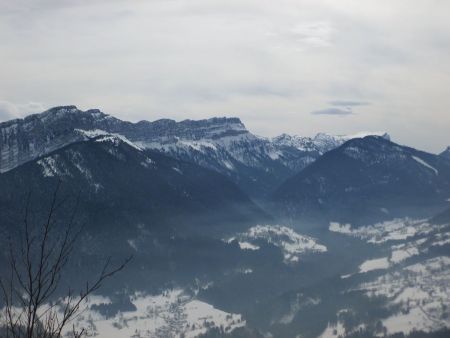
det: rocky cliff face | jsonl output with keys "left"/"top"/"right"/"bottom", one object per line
{"left": 0, "top": 106, "right": 131, "bottom": 173}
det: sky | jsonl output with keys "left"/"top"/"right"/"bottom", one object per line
{"left": 1, "top": 0, "right": 449, "bottom": 153}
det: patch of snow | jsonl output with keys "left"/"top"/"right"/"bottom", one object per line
{"left": 390, "top": 244, "right": 420, "bottom": 264}
{"left": 178, "top": 139, "right": 217, "bottom": 152}
{"left": 230, "top": 225, "right": 326, "bottom": 264}
{"left": 329, "top": 218, "right": 433, "bottom": 244}
{"left": 344, "top": 131, "right": 389, "bottom": 140}
{"left": 77, "top": 129, "right": 143, "bottom": 151}
{"left": 380, "top": 208, "right": 390, "bottom": 214}
{"left": 359, "top": 257, "right": 390, "bottom": 273}
{"left": 127, "top": 239, "right": 138, "bottom": 251}
{"left": 432, "top": 232, "right": 450, "bottom": 247}
{"left": 238, "top": 241, "right": 260, "bottom": 250}
{"left": 390, "top": 247, "right": 419, "bottom": 264}
{"left": 37, "top": 155, "right": 70, "bottom": 177}
{"left": 319, "top": 321, "right": 346, "bottom": 338}
{"left": 268, "top": 150, "right": 282, "bottom": 160}
{"left": 172, "top": 167, "right": 183, "bottom": 175}
{"left": 329, "top": 222, "right": 352, "bottom": 234}
{"left": 95, "top": 134, "right": 142, "bottom": 151}
{"left": 222, "top": 160, "right": 234, "bottom": 170}
{"left": 37, "top": 156, "right": 58, "bottom": 177}
{"left": 412, "top": 156, "right": 438, "bottom": 175}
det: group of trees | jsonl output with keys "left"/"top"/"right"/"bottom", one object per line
{"left": 0, "top": 183, "right": 130, "bottom": 338}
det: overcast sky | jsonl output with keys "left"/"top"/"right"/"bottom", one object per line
{"left": 1, "top": 0, "right": 449, "bottom": 153}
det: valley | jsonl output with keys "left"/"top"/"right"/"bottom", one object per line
{"left": 0, "top": 107, "right": 449, "bottom": 338}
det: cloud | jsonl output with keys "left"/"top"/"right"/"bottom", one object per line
{"left": 0, "top": 101, "right": 46, "bottom": 122}
{"left": 329, "top": 100, "right": 370, "bottom": 107}
{"left": 311, "top": 107, "right": 353, "bottom": 116}
{"left": 290, "top": 21, "right": 335, "bottom": 47}
{"left": 0, "top": 101, "right": 20, "bottom": 121}
{"left": 0, "top": 1, "right": 449, "bottom": 152}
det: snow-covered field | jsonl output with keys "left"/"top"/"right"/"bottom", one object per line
{"left": 329, "top": 218, "right": 434, "bottom": 244}
{"left": 330, "top": 217, "right": 450, "bottom": 335}
{"left": 355, "top": 256, "right": 450, "bottom": 335}
{"left": 359, "top": 257, "right": 390, "bottom": 273}
{"left": 68, "top": 289, "right": 245, "bottom": 338}
{"left": 1, "top": 290, "right": 244, "bottom": 338}
{"left": 331, "top": 218, "right": 450, "bottom": 269}
{"left": 227, "top": 224, "right": 327, "bottom": 263}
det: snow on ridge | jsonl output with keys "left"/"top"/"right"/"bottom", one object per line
{"left": 76, "top": 129, "right": 143, "bottom": 151}
{"left": 411, "top": 155, "right": 439, "bottom": 175}
{"left": 271, "top": 131, "right": 391, "bottom": 155}
{"left": 178, "top": 139, "right": 218, "bottom": 151}
{"left": 271, "top": 134, "right": 317, "bottom": 152}
{"left": 341, "top": 131, "right": 389, "bottom": 140}
{"left": 314, "top": 131, "right": 389, "bottom": 143}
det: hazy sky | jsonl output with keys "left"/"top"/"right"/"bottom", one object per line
{"left": 1, "top": 0, "right": 449, "bottom": 153}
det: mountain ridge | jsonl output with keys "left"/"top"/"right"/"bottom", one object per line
{"left": 271, "top": 135, "right": 450, "bottom": 226}
{"left": 0, "top": 133, "right": 266, "bottom": 237}
{"left": 0, "top": 105, "right": 390, "bottom": 199}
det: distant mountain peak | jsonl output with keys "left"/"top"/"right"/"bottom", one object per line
{"left": 273, "top": 131, "right": 391, "bottom": 155}
{"left": 313, "top": 131, "right": 390, "bottom": 141}
{"left": 271, "top": 134, "right": 317, "bottom": 152}
{"left": 39, "top": 105, "right": 111, "bottom": 121}
{"left": 45, "top": 105, "right": 78, "bottom": 112}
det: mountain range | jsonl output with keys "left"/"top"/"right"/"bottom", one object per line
{"left": 1, "top": 105, "right": 448, "bottom": 230}
{"left": 0, "top": 105, "right": 388, "bottom": 199}
{"left": 1, "top": 106, "right": 450, "bottom": 337}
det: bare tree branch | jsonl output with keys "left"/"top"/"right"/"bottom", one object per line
{"left": 0, "top": 181, "right": 131, "bottom": 338}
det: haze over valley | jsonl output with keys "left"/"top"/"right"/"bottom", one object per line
{"left": 0, "top": 106, "right": 449, "bottom": 337}
{"left": 1, "top": 1, "right": 450, "bottom": 337}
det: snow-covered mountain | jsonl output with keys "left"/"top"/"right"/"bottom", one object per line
{"left": 0, "top": 133, "right": 268, "bottom": 276}
{"left": 272, "top": 132, "right": 390, "bottom": 154}
{"left": 272, "top": 136, "right": 450, "bottom": 226}
{"left": 0, "top": 106, "right": 121, "bottom": 173}
{"left": 311, "top": 131, "right": 390, "bottom": 153}
{"left": 0, "top": 105, "right": 390, "bottom": 198}
{"left": 2, "top": 106, "right": 450, "bottom": 338}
